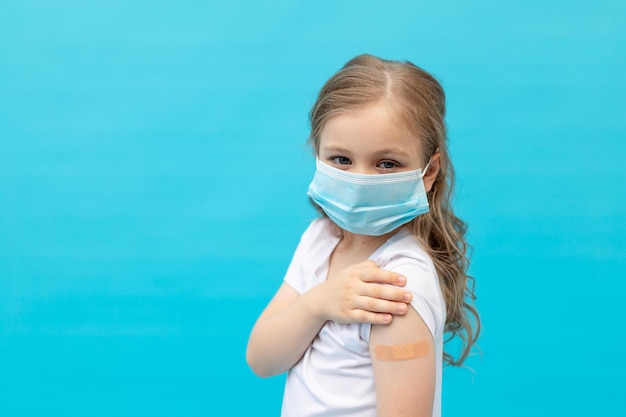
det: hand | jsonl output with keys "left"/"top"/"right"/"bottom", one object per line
{"left": 312, "top": 260, "right": 412, "bottom": 325}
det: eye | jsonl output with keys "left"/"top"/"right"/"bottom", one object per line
{"left": 331, "top": 156, "right": 352, "bottom": 166}
{"left": 377, "top": 160, "right": 399, "bottom": 170}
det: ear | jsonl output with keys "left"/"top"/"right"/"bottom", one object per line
{"left": 423, "top": 153, "right": 440, "bottom": 193}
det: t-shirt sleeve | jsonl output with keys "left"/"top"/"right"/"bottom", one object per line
{"left": 283, "top": 240, "right": 305, "bottom": 294}
{"left": 283, "top": 218, "right": 324, "bottom": 294}
{"left": 382, "top": 258, "right": 445, "bottom": 339}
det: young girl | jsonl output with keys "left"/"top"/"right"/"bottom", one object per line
{"left": 246, "top": 54, "right": 480, "bottom": 417}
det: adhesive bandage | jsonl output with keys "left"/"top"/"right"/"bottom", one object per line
{"left": 374, "top": 340, "right": 430, "bottom": 361}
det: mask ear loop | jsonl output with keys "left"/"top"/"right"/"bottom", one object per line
{"left": 419, "top": 147, "right": 440, "bottom": 178}
{"left": 419, "top": 158, "right": 433, "bottom": 179}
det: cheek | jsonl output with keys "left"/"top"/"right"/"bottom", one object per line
{"left": 423, "top": 157, "right": 442, "bottom": 191}
{"left": 424, "top": 179, "right": 435, "bottom": 193}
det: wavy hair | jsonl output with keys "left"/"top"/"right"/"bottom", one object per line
{"left": 308, "top": 54, "right": 480, "bottom": 366}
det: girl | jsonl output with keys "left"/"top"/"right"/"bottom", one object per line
{"left": 246, "top": 54, "right": 480, "bottom": 417}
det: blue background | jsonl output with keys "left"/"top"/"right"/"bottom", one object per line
{"left": 1, "top": 1, "right": 625, "bottom": 416}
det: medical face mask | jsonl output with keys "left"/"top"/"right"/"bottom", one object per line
{"left": 307, "top": 160, "right": 431, "bottom": 236}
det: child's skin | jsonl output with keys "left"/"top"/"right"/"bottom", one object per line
{"left": 246, "top": 261, "right": 410, "bottom": 377}
{"left": 247, "top": 101, "right": 440, "bottom": 416}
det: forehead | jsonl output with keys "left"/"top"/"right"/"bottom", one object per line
{"left": 319, "top": 103, "right": 422, "bottom": 159}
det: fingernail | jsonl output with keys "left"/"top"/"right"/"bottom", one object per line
{"left": 404, "top": 293, "right": 412, "bottom": 302}
{"left": 397, "top": 276, "right": 406, "bottom": 285}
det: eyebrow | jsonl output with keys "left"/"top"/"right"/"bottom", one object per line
{"left": 321, "top": 145, "right": 411, "bottom": 158}
{"left": 321, "top": 145, "right": 352, "bottom": 154}
{"left": 372, "top": 148, "right": 411, "bottom": 158}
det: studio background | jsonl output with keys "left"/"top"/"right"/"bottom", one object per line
{"left": 1, "top": 1, "right": 624, "bottom": 416}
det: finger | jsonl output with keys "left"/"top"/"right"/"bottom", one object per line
{"left": 365, "top": 283, "right": 412, "bottom": 303}
{"left": 360, "top": 267, "right": 407, "bottom": 286}
{"left": 357, "top": 259, "right": 379, "bottom": 268}
{"left": 356, "top": 296, "right": 410, "bottom": 315}
{"left": 352, "top": 309, "right": 394, "bottom": 325}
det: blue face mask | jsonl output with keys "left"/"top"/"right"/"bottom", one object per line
{"left": 307, "top": 160, "right": 431, "bottom": 236}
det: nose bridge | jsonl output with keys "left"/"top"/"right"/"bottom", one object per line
{"left": 352, "top": 161, "right": 378, "bottom": 175}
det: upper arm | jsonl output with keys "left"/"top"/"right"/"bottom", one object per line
{"left": 370, "top": 306, "right": 436, "bottom": 417}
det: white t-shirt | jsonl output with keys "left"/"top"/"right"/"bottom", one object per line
{"left": 281, "top": 218, "right": 445, "bottom": 417}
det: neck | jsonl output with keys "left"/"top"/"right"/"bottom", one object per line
{"left": 337, "top": 229, "right": 398, "bottom": 252}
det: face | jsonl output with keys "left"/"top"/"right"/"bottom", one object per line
{"left": 318, "top": 102, "right": 425, "bottom": 175}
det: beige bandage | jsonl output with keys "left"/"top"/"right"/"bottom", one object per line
{"left": 374, "top": 340, "right": 430, "bottom": 361}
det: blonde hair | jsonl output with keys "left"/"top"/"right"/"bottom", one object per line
{"left": 308, "top": 54, "right": 480, "bottom": 366}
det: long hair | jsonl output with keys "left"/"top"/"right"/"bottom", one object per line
{"left": 308, "top": 54, "right": 480, "bottom": 366}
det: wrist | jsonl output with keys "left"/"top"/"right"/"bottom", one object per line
{"left": 302, "top": 283, "right": 328, "bottom": 323}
